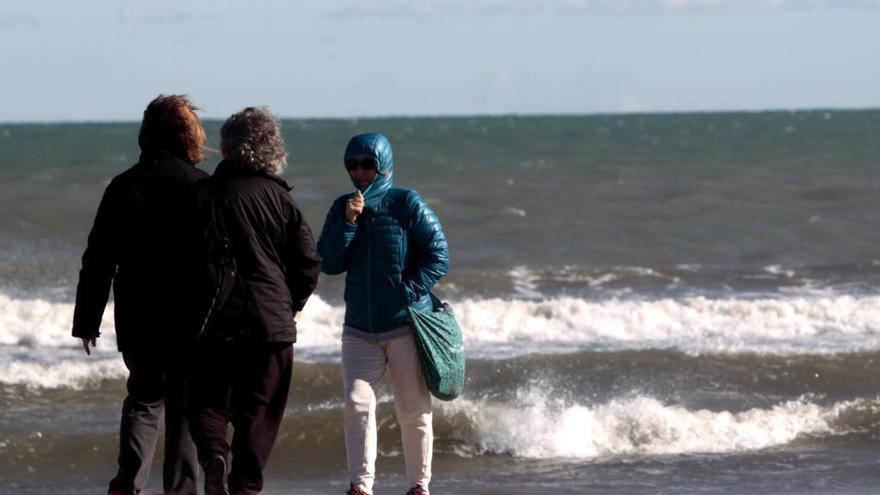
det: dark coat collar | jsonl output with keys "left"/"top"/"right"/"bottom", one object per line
{"left": 138, "top": 151, "right": 192, "bottom": 167}
{"left": 213, "top": 160, "right": 292, "bottom": 191}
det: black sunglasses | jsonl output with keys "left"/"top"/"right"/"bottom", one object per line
{"left": 345, "top": 157, "right": 377, "bottom": 172}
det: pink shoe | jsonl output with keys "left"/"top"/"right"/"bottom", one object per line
{"left": 406, "top": 485, "right": 429, "bottom": 495}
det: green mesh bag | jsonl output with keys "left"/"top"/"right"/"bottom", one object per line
{"left": 406, "top": 294, "right": 465, "bottom": 401}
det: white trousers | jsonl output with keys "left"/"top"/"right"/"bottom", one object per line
{"left": 342, "top": 331, "right": 433, "bottom": 494}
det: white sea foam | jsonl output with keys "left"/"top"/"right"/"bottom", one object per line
{"left": 3, "top": 291, "right": 880, "bottom": 387}
{"left": 451, "top": 294, "right": 880, "bottom": 356}
{"left": 0, "top": 293, "right": 118, "bottom": 349}
{"left": 508, "top": 266, "right": 543, "bottom": 299}
{"left": 0, "top": 349, "right": 125, "bottom": 389}
{"left": 442, "top": 388, "right": 855, "bottom": 459}
{"left": 764, "top": 265, "right": 796, "bottom": 278}
{"left": 0, "top": 292, "right": 344, "bottom": 352}
{"left": 501, "top": 207, "right": 527, "bottom": 217}
{"left": 4, "top": 292, "right": 880, "bottom": 356}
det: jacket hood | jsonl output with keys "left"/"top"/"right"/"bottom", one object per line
{"left": 344, "top": 133, "right": 393, "bottom": 209}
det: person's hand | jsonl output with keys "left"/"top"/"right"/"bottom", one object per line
{"left": 81, "top": 336, "right": 97, "bottom": 356}
{"left": 345, "top": 190, "right": 364, "bottom": 223}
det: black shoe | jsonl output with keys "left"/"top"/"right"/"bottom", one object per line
{"left": 204, "top": 453, "right": 229, "bottom": 495}
{"left": 346, "top": 483, "right": 370, "bottom": 495}
{"left": 406, "top": 485, "right": 428, "bottom": 495}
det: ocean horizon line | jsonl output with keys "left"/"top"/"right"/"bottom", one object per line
{"left": 1, "top": 105, "right": 878, "bottom": 126}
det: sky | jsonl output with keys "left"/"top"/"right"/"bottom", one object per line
{"left": 1, "top": 0, "right": 879, "bottom": 122}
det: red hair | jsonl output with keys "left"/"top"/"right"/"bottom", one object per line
{"left": 138, "top": 95, "right": 206, "bottom": 164}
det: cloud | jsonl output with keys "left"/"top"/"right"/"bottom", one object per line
{"left": 326, "top": 0, "right": 545, "bottom": 18}
{"left": 0, "top": 14, "right": 39, "bottom": 28}
{"left": 326, "top": 0, "right": 880, "bottom": 18}
{"left": 557, "top": 0, "right": 880, "bottom": 14}
{"left": 117, "top": 6, "right": 203, "bottom": 24}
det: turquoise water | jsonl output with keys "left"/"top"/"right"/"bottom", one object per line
{"left": 2, "top": 110, "right": 879, "bottom": 298}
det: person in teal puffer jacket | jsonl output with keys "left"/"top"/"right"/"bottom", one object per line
{"left": 317, "top": 133, "right": 449, "bottom": 495}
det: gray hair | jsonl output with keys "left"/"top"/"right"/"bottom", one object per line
{"left": 220, "top": 107, "right": 287, "bottom": 174}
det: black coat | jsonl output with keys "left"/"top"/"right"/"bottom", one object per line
{"left": 206, "top": 160, "right": 320, "bottom": 343}
{"left": 72, "top": 154, "right": 209, "bottom": 351}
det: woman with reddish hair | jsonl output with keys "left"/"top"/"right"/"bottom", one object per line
{"left": 72, "top": 95, "right": 209, "bottom": 495}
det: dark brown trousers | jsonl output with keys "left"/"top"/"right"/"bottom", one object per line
{"left": 187, "top": 341, "right": 293, "bottom": 495}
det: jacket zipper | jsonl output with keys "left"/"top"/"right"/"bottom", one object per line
{"left": 366, "top": 215, "right": 373, "bottom": 331}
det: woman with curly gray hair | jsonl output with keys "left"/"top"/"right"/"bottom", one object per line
{"left": 187, "top": 107, "right": 321, "bottom": 495}
{"left": 219, "top": 107, "right": 288, "bottom": 175}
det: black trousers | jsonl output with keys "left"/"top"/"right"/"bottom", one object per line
{"left": 187, "top": 341, "right": 293, "bottom": 495}
{"left": 108, "top": 350, "right": 199, "bottom": 495}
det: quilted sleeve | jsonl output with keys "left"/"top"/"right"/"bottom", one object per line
{"left": 316, "top": 196, "right": 359, "bottom": 275}
{"left": 401, "top": 190, "right": 450, "bottom": 304}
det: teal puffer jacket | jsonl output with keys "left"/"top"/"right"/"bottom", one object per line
{"left": 317, "top": 133, "right": 449, "bottom": 333}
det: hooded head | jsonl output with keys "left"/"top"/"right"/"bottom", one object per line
{"left": 344, "top": 133, "right": 393, "bottom": 209}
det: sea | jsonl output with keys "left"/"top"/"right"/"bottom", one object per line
{"left": 1, "top": 110, "right": 880, "bottom": 494}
